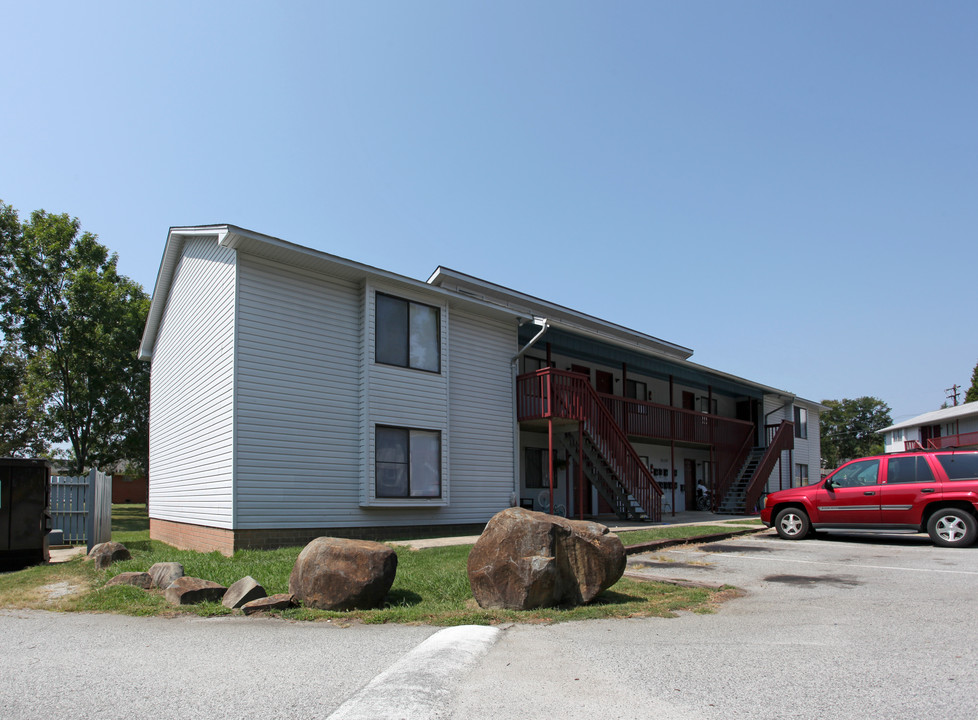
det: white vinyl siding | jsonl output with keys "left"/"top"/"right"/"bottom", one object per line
{"left": 233, "top": 253, "right": 362, "bottom": 529}
{"left": 445, "top": 308, "right": 517, "bottom": 520}
{"left": 149, "top": 237, "right": 236, "bottom": 527}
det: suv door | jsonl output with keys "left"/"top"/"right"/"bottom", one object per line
{"left": 815, "top": 459, "right": 882, "bottom": 525}
{"left": 879, "top": 455, "right": 940, "bottom": 527}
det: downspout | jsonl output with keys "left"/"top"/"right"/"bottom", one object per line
{"left": 511, "top": 318, "right": 549, "bottom": 505}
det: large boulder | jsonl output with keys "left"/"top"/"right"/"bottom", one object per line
{"left": 148, "top": 562, "right": 184, "bottom": 590}
{"left": 288, "top": 537, "right": 397, "bottom": 611}
{"left": 88, "top": 542, "right": 131, "bottom": 570}
{"left": 467, "top": 507, "right": 626, "bottom": 610}
{"left": 164, "top": 577, "right": 228, "bottom": 606}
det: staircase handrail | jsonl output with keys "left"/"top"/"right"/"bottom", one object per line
{"left": 743, "top": 420, "right": 794, "bottom": 513}
{"left": 517, "top": 368, "right": 662, "bottom": 520}
{"left": 714, "top": 426, "right": 757, "bottom": 511}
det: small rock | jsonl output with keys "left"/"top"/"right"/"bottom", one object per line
{"left": 223, "top": 576, "right": 267, "bottom": 609}
{"left": 164, "top": 577, "right": 228, "bottom": 605}
{"left": 289, "top": 537, "right": 397, "bottom": 610}
{"left": 242, "top": 593, "right": 296, "bottom": 615}
{"left": 148, "top": 562, "right": 184, "bottom": 590}
{"left": 105, "top": 572, "right": 152, "bottom": 590}
{"left": 88, "top": 542, "right": 131, "bottom": 570}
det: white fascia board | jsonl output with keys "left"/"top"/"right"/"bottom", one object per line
{"left": 138, "top": 225, "right": 230, "bottom": 362}
{"left": 426, "top": 266, "right": 694, "bottom": 361}
{"left": 217, "top": 226, "right": 522, "bottom": 322}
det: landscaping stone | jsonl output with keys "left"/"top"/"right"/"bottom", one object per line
{"left": 222, "top": 576, "right": 267, "bottom": 609}
{"left": 105, "top": 572, "right": 153, "bottom": 589}
{"left": 164, "top": 576, "right": 228, "bottom": 605}
{"left": 288, "top": 537, "right": 397, "bottom": 610}
{"left": 148, "top": 562, "right": 184, "bottom": 589}
{"left": 467, "top": 507, "right": 626, "bottom": 610}
{"left": 88, "top": 542, "right": 131, "bottom": 570}
{"left": 242, "top": 593, "right": 296, "bottom": 615}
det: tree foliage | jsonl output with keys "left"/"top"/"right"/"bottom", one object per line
{"left": 0, "top": 341, "right": 50, "bottom": 457}
{"left": 819, "top": 396, "right": 892, "bottom": 468}
{"left": 0, "top": 200, "right": 149, "bottom": 474}
{"left": 965, "top": 359, "right": 978, "bottom": 404}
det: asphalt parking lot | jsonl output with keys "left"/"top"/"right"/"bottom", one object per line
{"left": 449, "top": 529, "right": 978, "bottom": 720}
{"left": 3, "top": 529, "right": 977, "bottom": 720}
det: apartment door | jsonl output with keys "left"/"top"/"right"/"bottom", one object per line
{"left": 595, "top": 370, "right": 614, "bottom": 395}
{"left": 684, "top": 459, "right": 697, "bottom": 510}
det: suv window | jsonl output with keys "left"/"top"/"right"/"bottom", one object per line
{"left": 831, "top": 459, "right": 880, "bottom": 488}
{"left": 886, "top": 456, "right": 935, "bottom": 484}
{"left": 937, "top": 453, "right": 978, "bottom": 481}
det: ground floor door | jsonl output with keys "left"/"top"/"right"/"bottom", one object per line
{"left": 684, "top": 459, "right": 697, "bottom": 510}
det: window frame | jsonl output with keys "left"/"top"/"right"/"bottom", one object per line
{"left": 794, "top": 406, "right": 808, "bottom": 439}
{"left": 375, "top": 293, "right": 441, "bottom": 373}
{"left": 375, "top": 425, "right": 442, "bottom": 499}
{"left": 524, "top": 447, "right": 559, "bottom": 489}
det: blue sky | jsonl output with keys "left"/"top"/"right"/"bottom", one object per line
{"left": 2, "top": 1, "right": 976, "bottom": 423}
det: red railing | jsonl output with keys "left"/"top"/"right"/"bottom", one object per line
{"left": 925, "top": 431, "right": 978, "bottom": 450}
{"left": 904, "top": 440, "right": 924, "bottom": 451}
{"left": 743, "top": 420, "right": 794, "bottom": 513}
{"left": 599, "top": 394, "right": 754, "bottom": 511}
{"left": 517, "top": 368, "right": 662, "bottom": 521}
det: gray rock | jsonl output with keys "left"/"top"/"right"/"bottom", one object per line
{"left": 467, "top": 507, "right": 626, "bottom": 610}
{"left": 164, "top": 576, "right": 228, "bottom": 605}
{"left": 289, "top": 537, "right": 397, "bottom": 610}
{"left": 88, "top": 542, "right": 131, "bottom": 570}
{"left": 148, "top": 562, "right": 184, "bottom": 589}
{"left": 222, "top": 576, "right": 267, "bottom": 609}
{"left": 105, "top": 572, "right": 152, "bottom": 590}
{"left": 242, "top": 593, "right": 296, "bottom": 615}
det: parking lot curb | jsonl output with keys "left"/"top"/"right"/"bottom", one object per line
{"left": 623, "top": 526, "right": 770, "bottom": 555}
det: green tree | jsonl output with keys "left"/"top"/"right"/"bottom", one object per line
{"left": 965, "top": 360, "right": 978, "bottom": 404}
{"left": 819, "top": 396, "right": 892, "bottom": 468}
{"left": 0, "top": 201, "right": 149, "bottom": 474}
{"left": 0, "top": 341, "right": 50, "bottom": 457}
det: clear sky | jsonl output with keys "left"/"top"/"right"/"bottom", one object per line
{"left": 2, "top": 1, "right": 975, "bottom": 423}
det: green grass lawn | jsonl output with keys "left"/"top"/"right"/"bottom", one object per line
{"left": 0, "top": 504, "right": 737, "bottom": 624}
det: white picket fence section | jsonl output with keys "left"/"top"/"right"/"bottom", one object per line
{"left": 50, "top": 470, "right": 112, "bottom": 551}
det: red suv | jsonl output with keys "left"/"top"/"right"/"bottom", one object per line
{"left": 760, "top": 450, "right": 978, "bottom": 548}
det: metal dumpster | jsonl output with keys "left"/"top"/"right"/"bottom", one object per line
{"left": 0, "top": 458, "right": 52, "bottom": 570}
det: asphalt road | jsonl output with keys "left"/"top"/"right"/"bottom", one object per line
{"left": 3, "top": 530, "right": 977, "bottom": 719}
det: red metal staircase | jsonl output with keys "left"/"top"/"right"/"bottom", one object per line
{"left": 517, "top": 369, "right": 662, "bottom": 522}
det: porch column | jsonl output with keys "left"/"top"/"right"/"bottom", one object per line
{"left": 548, "top": 417, "right": 555, "bottom": 514}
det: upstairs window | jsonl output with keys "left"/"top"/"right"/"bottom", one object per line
{"left": 375, "top": 293, "right": 440, "bottom": 372}
{"left": 794, "top": 406, "right": 808, "bottom": 439}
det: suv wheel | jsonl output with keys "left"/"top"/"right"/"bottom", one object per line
{"left": 927, "top": 509, "right": 978, "bottom": 548}
{"left": 774, "top": 508, "right": 811, "bottom": 540}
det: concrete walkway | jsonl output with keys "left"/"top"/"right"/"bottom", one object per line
{"left": 398, "top": 511, "right": 763, "bottom": 549}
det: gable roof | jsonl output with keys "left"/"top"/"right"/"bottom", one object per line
{"left": 881, "top": 402, "right": 978, "bottom": 432}
{"left": 139, "top": 224, "right": 821, "bottom": 407}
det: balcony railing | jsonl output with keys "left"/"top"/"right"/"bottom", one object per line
{"left": 905, "top": 432, "right": 978, "bottom": 451}
{"left": 516, "top": 368, "right": 661, "bottom": 520}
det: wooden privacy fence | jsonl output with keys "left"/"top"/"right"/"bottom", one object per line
{"left": 50, "top": 470, "right": 112, "bottom": 551}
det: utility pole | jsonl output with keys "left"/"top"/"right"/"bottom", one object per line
{"left": 945, "top": 384, "right": 960, "bottom": 407}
